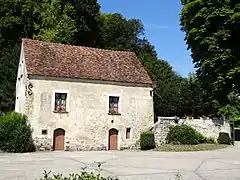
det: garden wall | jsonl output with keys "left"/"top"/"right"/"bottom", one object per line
{"left": 151, "top": 117, "right": 231, "bottom": 147}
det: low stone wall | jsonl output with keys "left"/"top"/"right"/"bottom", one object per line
{"left": 151, "top": 117, "right": 231, "bottom": 147}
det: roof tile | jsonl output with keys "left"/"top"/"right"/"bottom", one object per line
{"left": 23, "top": 39, "right": 152, "bottom": 85}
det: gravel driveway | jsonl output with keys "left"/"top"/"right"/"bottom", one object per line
{"left": 1, "top": 145, "right": 240, "bottom": 180}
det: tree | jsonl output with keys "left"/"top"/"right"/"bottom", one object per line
{"left": 101, "top": 13, "right": 143, "bottom": 50}
{"left": 0, "top": 0, "right": 34, "bottom": 46}
{"left": 100, "top": 13, "right": 215, "bottom": 117}
{"left": 100, "top": 13, "right": 157, "bottom": 58}
{"left": 179, "top": 73, "right": 216, "bottom": 117}
{"left": 67, "top": 0, "right": 102, "bottom": 47}
{"left": 33, "top": 0, "right": 102, "bottom": 46}
{"left": 0, "top": 0, "right": 35, "bottom": 113}
{"left": 217, "top": 90, "right": 240, "bottom": 120}
{"left": 0, "top": 45, "right": 20, "bottom": 114}
{"left": 100, "top": 13, "right": 183, "bottom": 116}
{"left": 33, "top": 0, "right": 77, "bottom": 43}
{"left": 139, "top": 52, "right": 185, "bottom": 117}
{"left": 180, "top": 0, "right": 240, "bottom": 107}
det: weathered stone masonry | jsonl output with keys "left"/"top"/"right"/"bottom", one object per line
{"left": 151, "top": 117, "right": 231, "bottom": 147}
{"left": 15, "top": 39, "right": 154, "bottom": 151}
{"left": 24, "top": 78, "right": 154, "bottom": 151}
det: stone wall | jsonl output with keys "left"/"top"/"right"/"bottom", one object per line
{"left": 15, "top": 46, "right": 27, "bottom": 113}
{"left": 151, "top": 117, "right": 231, "bottom": 147}
{"left": 24, "top": 76, "right": 154, "bottom": 151}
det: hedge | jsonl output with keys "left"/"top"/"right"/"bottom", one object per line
{"left": 140, "top": 131, "right": 155, "bottom": 150}
{"left": 166, "top": 125, "right": 205, "bottom": 145}
{"left": 217, "top": 132, "right": 231, "bottom": 145}
{"left": 0, "top": 112, "right": 35, "bottom": 152}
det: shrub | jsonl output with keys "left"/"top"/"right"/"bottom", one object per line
{"left": 217, "top": 132, "right": 231, "bottom": 145}
{"left": 140, "top": 131, "right": 155, "bottom": 150}
{"left": 0, "top": 112, "right": 35, "bottom": 152}
{"left": 166, "top": 125, "right": 205, "bottom": 145}
{"left": 40, "top": 164, "right": 119, "bottom": 180}
{"left": 204, "top": 137, "right": 216, "bottom": 144}
{"left": 40, "top": 170, "right": 118, "bottom": 180}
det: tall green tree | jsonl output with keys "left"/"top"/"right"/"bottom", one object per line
{"left": 101, "top": 13, "right": 143, "bottom": 50}
{"left": 0, "top": 0, "right": 35, "bottom": 114}
{"left": 0, "top": 0, "right": 35, "bottom": 46}
{"left": 100, "top": 13, "right": 157, "bottom": 58}
{"left": 100, "top": 13, "right": 211, "bottom": 117}
{"left": 33, "top": 0, "right": 77, "bottom": 43}
{"left": 179, "top": 73, "right": 216, "bottom": 117}
{"left": 180, "top": 0, "right": 240, "bottom": 107}
{"left": 67, "top": 0, "right": 102, "bottom": 47}
{"left": 33, "top": 0, "right": 102, "bottom": 46}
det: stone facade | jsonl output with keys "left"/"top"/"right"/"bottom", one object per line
{"left": 21, "top": 76, "right": 153, "bottom": 151}
{"left": 152, "top": 117, "right": 231, "bottom": 147}
{"left": 15, "top": 47, "right": 28, "bottom": 113}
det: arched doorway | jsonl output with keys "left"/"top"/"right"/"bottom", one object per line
{"left": 53, "top": 128, "right": 65, "bottom": 151}
{"left": 108, "top": 128, "right": 118, "bottom": 150}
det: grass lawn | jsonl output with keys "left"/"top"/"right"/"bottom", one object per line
{"left": 156, "top": 144, "right": 228, "bottom": 152}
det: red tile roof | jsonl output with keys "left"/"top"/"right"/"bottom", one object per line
{"left": 23, "top": 39, "right": 152, "bottom": 85}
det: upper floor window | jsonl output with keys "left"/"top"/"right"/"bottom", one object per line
{"left": 109, "top": 96, "right": 120, "bottom": 115}
{"left": 54, "top": 93, "right": 67, "bottom": 112}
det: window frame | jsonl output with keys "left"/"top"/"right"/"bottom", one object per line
{"left": 52, "top": 90, "right": 70, "bottom": 113}
{"left": 107, "top": 93, "right": 121, "bottom": 115}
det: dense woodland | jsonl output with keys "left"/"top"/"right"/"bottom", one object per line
{"left": 0, "top": 0, "right": 239, "bottom": 120}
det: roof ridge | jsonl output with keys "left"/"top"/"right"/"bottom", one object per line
{"left": 22, "top": 38, "right": 153, "bottom": 85}
{"left": 22, "top": 38, "right": 135, "bottom": 54}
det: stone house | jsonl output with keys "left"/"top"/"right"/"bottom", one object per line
{"left": 15, "top": 39, "right": 154, "bottom": 151}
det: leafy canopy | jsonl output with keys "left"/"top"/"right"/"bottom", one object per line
{"left": 180, "top": 0, "right": 240, "bottom": 107}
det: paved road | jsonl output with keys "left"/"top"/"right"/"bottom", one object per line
{"left": 1, "top": 146, "right": 240, "bottom": 180}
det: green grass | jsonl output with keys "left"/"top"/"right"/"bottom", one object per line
{"left": 156, "top": 144, "right": 228, "bottom": 152}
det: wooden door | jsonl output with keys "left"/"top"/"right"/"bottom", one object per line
{"left": 109, "top": 129, "right": 118, "bottom": 150}
{"left": 53, "top": 128, "right": 65, "bottom": 151}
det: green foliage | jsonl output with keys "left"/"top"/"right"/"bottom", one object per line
{"left": 217, "top": 132, "right": 231, "bottom": 145}
{"left": 179, "top": 74, "right": 216, "bottom": 117}
{"left": 33, "top": 0, "right": 102, "bottom": 46}
{"left": 40, "top": 170, "right": 117, "bottom": 180}
{"left": 0, "top": 112, "right": 35, "bottom": 152}
{"left": 101, "top": 13, "right": 143, "bottom": 51}
{"left": 0, "top": 0, "right": 102, "bottom": 113}
{"left": 0, "top": 0, "right": 35, "bottom": 113}
{"left": 140, "top": 131, "right": 155, "bottom": 150}
{"left": 166, "top": 125, "right": 205, "bottom": 145}
{"left": 217, "top": 91, "right": 240, "bottom": 120}
{"left": 157, "top": 144, "right": 227, "bottom": 152}
{"left": 0, "top": 44, "right": 20, "bottom": 113}
{"left": 100, "top": 13, "right": 157, "bottom": 58}
{"left": 204, "top": 137, "right": 216, "bottom": 144}
{"left": 33, "top": 0, "right": 77, "bottom": 43}
{"left": 180, "top": 0, "right": 240, "bottom": 107}
{"left": 0, "top": 1, "right": 216, "bottom": 119}
{"left": 40, "top": 163, "right": 118, "bottom": 180}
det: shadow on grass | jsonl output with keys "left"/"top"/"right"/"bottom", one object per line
{"left": 156, "top": 144, "right": 228, "bottom": 152}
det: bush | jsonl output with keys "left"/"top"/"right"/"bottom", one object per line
{"left": 140, "top": 131, "right": 155, "bottom": 150}
{"left": 204, "top": 137, "right": 216, "bottom": 144}
{"left": 217, "top": 132, "right": 231, "bottom": 145}
{"left": 40, "top": 164, "right": 119, "bottom": 180}
{"left": 0, "top": 112, "right": 35, "bottom": 152}
{"left": 166, "top": 125, "right": 205, "bottom": 145}
{"left": 40, "top": 170, "right": 118, "bottom": 180}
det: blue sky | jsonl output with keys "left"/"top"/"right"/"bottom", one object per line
{"left": 98, "top": 0, "right": 195, "bottom": 77}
